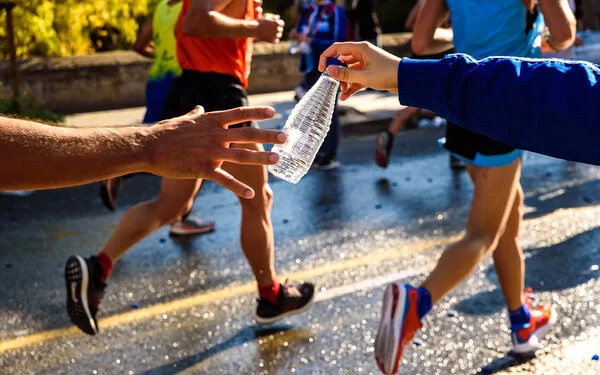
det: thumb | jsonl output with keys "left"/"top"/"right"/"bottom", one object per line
{"left": 326, "top": 65, "right": 366, "bottom": 85}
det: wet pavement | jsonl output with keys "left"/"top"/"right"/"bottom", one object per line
{"left": 3, "top": 128, "right": 600, "bottom": 374}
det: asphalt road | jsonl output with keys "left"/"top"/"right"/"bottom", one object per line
{"left": 3, "top": 128, "right": 600, "bottom": 374}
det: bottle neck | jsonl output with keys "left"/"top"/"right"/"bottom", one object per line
{"left": 318, "top": 72, "right": 340, "bottom": 90}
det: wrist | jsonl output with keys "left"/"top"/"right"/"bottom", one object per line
{"left": 130, "top": 126, "right": 155, "bottom": 174}
{"left": 386, "top": 58, "right": 401, "bottom": 92}
{"left": 244, "top": 19, "right": 260, "bottom": 38}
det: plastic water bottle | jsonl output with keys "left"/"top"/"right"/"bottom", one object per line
{"left": 268, "top": 58, "right": 346, "bottom": 183}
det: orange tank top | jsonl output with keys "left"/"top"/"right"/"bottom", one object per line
{"left": 176, "top": 0, "right": 254, "bottom": 88}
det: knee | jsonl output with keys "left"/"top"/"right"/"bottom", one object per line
{"left": 153, "top": 197, "right": 190, "bottom": 226}
{"left": 464, "top": 230, "right": 499, "bottom": 259}
{"left": 240, "top": 184, "right": 273, "bottom": 210}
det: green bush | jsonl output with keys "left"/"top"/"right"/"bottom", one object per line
{"left": 0, "top": 0, "right": 153, "bottom": 58}
{"left": 0, "top": 95, "right": 64, "bottom": 124}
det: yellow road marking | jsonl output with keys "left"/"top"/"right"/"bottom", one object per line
{"left": 0, "top": 235, "right": 458, "bottom": 354}
{"left": 3, "top": 204, "right": 600, "bottom": 354}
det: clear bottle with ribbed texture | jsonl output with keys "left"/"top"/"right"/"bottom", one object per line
{"left": 268, "top": 58, "right": 345, "bottom": 183}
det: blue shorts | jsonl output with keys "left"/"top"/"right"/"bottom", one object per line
{"left": 143, "top": 73, "right": 177, "bottom": 124}
{"left": 439, "top": 122, "right": 523, "bottom": 167}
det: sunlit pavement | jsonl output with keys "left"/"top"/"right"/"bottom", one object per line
{"left": 3, "top": 128, "right": 600, "bottom": 374}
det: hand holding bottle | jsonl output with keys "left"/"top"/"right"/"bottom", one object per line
{"left": 318, "top": 42, "right": 401, "bottom": 100}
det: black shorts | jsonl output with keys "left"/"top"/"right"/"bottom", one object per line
{"left": 410, "top": 50, "right": 522, "bottom": 167}
{"left": 163, "top": 70, "right": 255, "bottom": 128}
{"left": 440, "top": 122, "right": 523, "bottom": 167}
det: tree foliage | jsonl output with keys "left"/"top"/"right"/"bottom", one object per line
{"left": 0, "top": 0, "right": 161, "bottom": 58}
{"left": 0, "top": 0, "right": 413, "bottom": 59}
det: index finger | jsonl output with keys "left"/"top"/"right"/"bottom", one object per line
{"left": 198, "top": 106, "right": 276, "bottom": 127}
{"left": 221, "top": 127, "right": 288, "bottom": 145}
{"left": 318, "top": 42, "right": 365, "bottom": 72}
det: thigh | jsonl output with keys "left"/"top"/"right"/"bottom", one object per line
{"left": 465, "top": 158, "right": 522, "bottom": 238}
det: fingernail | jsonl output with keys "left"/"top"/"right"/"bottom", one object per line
{"left": 268, "top": 153, "right": 280, "bottom": 162}
{"left": 244, "top": 190, "right": 254, "bottom": 198}
{"left": 276, "top": 132, "right": 287, "bottom": 142}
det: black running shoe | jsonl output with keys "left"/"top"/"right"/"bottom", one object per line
{"left": 375, "top": 131, "right": 394, "bottom": 168}
{"left": 100, "top": 177, "right": 125, "bottom": 211}
{"left": 65, "top": 255, "right": 106, "bottom": 335}
{"left": 255, "top": 281, "right": 316, "bottom": 324}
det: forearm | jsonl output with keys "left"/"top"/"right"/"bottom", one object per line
{"left": 410, "top": 0, "right": 449, "bottom": 55}
{"left": 540, "top": 0, "right": 577, "bottom": 50}
{"left": 397, "top": 54, "right": 600, "bottom": 165}
{"left": 0, "top": 118, "right": 148, "bottom": 190}
{"left": 418, "top": 28, "right": 454, "bottom": 55}
{"left": 182, "top": 10, "right": 258, "bottom": 39}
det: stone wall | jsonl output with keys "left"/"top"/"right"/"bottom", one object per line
{"left": 0, "top": 33, "right": 413, "bottom": 114}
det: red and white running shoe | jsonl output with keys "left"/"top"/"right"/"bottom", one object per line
{"left": 375, "top": 282, "right": 424, "bottom": 374}
{"left": 169, "top": 215, "right": 215, "bottom": 236}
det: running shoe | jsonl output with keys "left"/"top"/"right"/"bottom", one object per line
{"left": 375, "top": 131, "right": 394, "bottom": 168}
{"left": 511, "top": 287, "right": 557, "bottom": 354}
{"left": 100, "top": 177, "right": 125, "bottom": 211}
{"left": 312, "top": 154, "right": 340, "bottom": 171}
{"left": 169, "top": 215, "right": 216, "bottom": 236}
{"left": 255, "top": 281, "right": 316, "bottom": 324}
{"left": 65, "top": 255, "right": 106, "bottom": 336}
{"left": 375, "top": 282, "right": 423, "bottom": 375}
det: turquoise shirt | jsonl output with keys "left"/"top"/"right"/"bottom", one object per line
{"left": 446, "top": 0, "right": 545, "bottom": 59}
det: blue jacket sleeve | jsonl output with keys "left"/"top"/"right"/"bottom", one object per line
{"left": 397, "top": 54, "right": 600, "bottom": 166}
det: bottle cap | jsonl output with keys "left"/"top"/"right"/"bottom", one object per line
{"left": 326, "top": 57, "right": 348, "bottom": 68}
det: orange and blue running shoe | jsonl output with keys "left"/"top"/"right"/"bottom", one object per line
{"left": 511, "top": 287, "right": 557, "bottom": 354}
{"left": 375, "top": 282, "right": 424, "bottom": 374}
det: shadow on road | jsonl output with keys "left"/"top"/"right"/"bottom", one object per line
{"left": 138, "top": 324, "right": 312, "bottom": 375}
{"left": 473, "top": 351, "right": 536, "bottom": 374}
{"left": 524, "top": 179, "right": 600, "bottom": 221}
{"left": 454, "top": 224, "right": 600, "bottom": 316}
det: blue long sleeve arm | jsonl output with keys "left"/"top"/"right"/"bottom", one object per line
{"left": 397, "top": 53, "right": 600, "bottom": 165}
